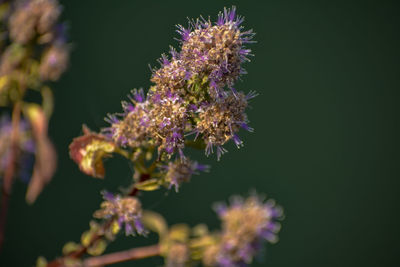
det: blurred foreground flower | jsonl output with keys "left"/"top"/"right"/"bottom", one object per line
{"left": 203, "top": 194, "right": 284, "bottom": 267}
{"left": 0, "top": 0, "right": 69, "bottom": 250}
{"left": 0, "top": 0, "right": 69, "bottom": 201}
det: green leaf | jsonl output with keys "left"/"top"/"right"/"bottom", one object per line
{"left": 35, "top": 257, "right": 47, "bottom": 267}
{"left": 62, "top": 242, "right": 81, "bottom": 255}
{"left": 111, "top": 220, "right": 121, "bottom": 235}
{"left": 142, "top": 210, "right": 168, "bottom": 238}
{"left": 81, "top": 230, "right": 94, "bottom": 247}
{"left": 135, "top": 178, "right": 161, "bottom": 191}
{"left": 87, "top": 239, "right": 107, "bottom": 256}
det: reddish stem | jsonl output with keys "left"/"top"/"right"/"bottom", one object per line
{"left": 83, "top": 244, "right": 160, "bottom": 267}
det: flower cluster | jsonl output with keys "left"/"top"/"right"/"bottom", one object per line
{"left": 161, "top": 159, "right": 209, "bottom": 191}
{"left": 93, "top": 192, "right": 146, "bottom": 236}
{"left": 9, "top": 0, "right": 61, "bottom": 44}
{"left": 42, "top": 7, "right": 285, "bottom": 267}
{"left": 0, "top": 105, "right": 56, "bottom": 204}
{"left": 103, "top": 6, "right": 255, "bottom": 160}
{"left": 203, "top": 195, "right": 283, "bottom": 267}
{"left": 0, "top": 0, "right": 68, "bottom": 203}
{"left": 0, "top": 0, "right": 69, "bottom": 96}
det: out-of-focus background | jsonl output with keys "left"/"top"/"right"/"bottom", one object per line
{"left": 1, "top": 0, "right": 399, "bottom": 266}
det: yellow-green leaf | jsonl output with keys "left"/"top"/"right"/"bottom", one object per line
{"left": 81, "top": 230, "right": 94, "bottom": 247}
{"left": 87, "top": 239, "right": 107, "bottom": 256}
{"left": 62, "top": 242, "right": 81, "bottom": 255}
{"left": 135, "top": 178, "right": 161, "bottom": 191}
{"left": 35, "top": 257, "right": 47, "bottom": 267}
{"left": 69, "top": 125, "right": 116, "bottom": 178}
{"left": 142, "top": 210, "right": 168, "bottom": 238}
{"left": 111, "top": 220, "right": 121, "bottom": 235}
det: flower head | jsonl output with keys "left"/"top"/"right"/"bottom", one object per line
{"left": 148, "top": 92, "right": 188, "bottom": 155}
{"left": 204, "top": 194, "right": 283, "bottom": 267}
{"left": 99, "top": 7, "right": 255, "bottom": 161}
{"left": 178, "top": 6, "right": 254, "bottom": 95}
{"left": 162, "top": 158, "right": 209, "bottom": 191}
{"left": 39, "top": 42, "right": 69, "bottom": 81}
{"left": 9, "top": 0, "right": 62, "bottom": 44}
{"left": 151, "top": 58, "right": 188, "bottom": 96}
{"left": 196, "top": 91, "right": 255, "bottom": 160}
{"left": 103, "top": 89, "right": 151, "bottom": 148}
{"left": 94, "top": 192, "right": 146, "bottom": 236}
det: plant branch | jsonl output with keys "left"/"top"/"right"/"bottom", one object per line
{"left": 83, "top": 244, "right": 160, "bottom": 267}
{"left": 46, "top": 172, "right": 151, "bottom": 267}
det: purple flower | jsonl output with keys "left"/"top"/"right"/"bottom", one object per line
{"left": 209, "top": 194, "right": 284, "bottom": 267}
{"left": 162, "top": 159, "right": 210, "bottom": 191}
{"left": 195, "top": 91, "right": 255, "bottom": 160}
{"left": 94, "top": 192, "right": 147, "bottom": 236}
{"left": 103, "top": 97, "right": 151, "bottom": 148}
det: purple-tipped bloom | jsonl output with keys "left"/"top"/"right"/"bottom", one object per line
{"left": 178, "top": 6, "right": 255, "bottom": 94}
{"left": 94, "top": 191, "right": 147, "bottom": 236}
{"left": 207, "top": 194, "right": 283, "bottom": 267}
{"left": 196, "top": 91, "right": 255, "bottom": 160}
{"left": 162, "top": 158, "right": 210, "bottom": 191}
{"left": 103, "top": 7, "right": 256, "bottom": 160}
{"left": 128, "top": 88, "right": 146, "bottom": 103}
{"left": 151, "top": 6, "right": 254, "bottom": 100}
{"left": 148, "top": 92, "right": 188, "bottom": 155}
{"left": 103, "top": 93, "right": 151, "bottom": 148}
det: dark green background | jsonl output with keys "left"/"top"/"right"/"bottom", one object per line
{"left": 1, "top": 0, "right": 399, "bottom": 266}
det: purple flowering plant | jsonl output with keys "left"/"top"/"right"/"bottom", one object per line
{"left": 0, "top": 0, "right": 70, "bottom": 250}
{"left": 0, "top": 5, "right": 283, "bottom": 267}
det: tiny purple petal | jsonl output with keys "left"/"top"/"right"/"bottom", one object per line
{"left": 134, "top": 219, "right": 145, "bottom": 234}
{"left": 241, "top": 123, "right": 254, "bottom": 132}
{"left": 125, "top": 222, "right": 133, "bottom": 235}
{"left": 232, "top": 134, "right": 243, "bottom": 148}
{"left": 102, "top": 191, "right": 115, "bottom": 202}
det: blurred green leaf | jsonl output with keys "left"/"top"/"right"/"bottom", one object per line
{"left": 87, "top": 239, "right": 107, "bottom": 256}
{"left": 135, "top": 178, "right": 161, "bottom": 191}
{"left": 35, "top": 257, "right": 47, "bottom": 267}
{"left": 142, "top": 210, "right": 168, "bottom": 238}
{"left": 62, "top": 242, "right": 81, "bottom": 255}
